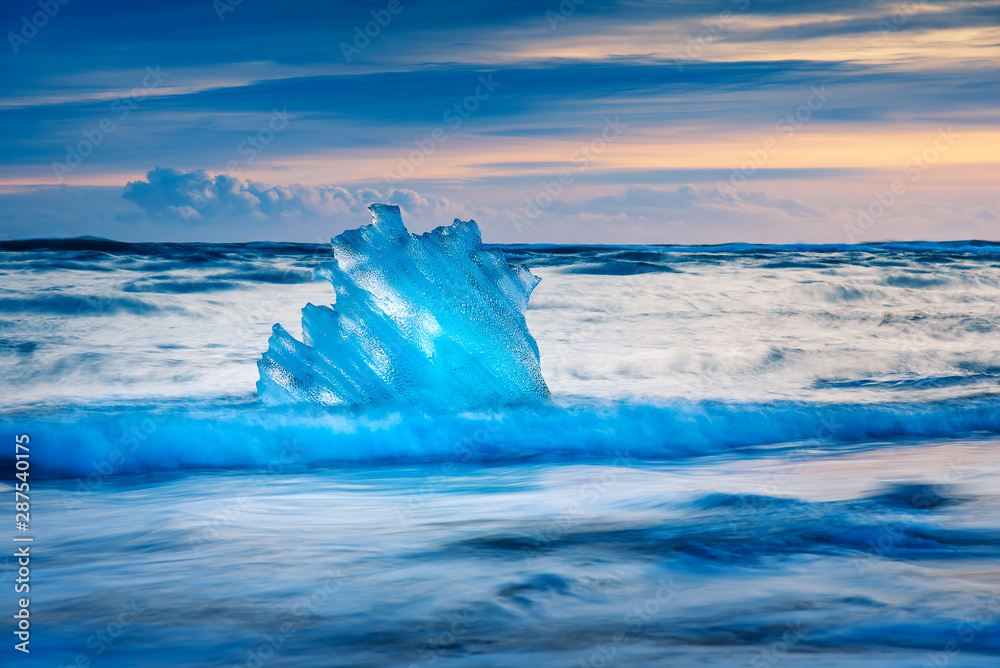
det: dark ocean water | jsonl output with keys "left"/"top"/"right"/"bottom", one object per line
{"left": 2, "top": 238, "right": 1000, "bottom": 666}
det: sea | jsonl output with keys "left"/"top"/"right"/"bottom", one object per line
{"left": 2, "top": 237, "right": 1000, "bottom": 666}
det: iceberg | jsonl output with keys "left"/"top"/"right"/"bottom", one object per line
{"left": 256, "top": 204, "right": 549, "bottom": 408}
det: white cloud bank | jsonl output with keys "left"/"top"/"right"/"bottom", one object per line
{"left": 121, "top": 167, "right": 472, "bottom": 228}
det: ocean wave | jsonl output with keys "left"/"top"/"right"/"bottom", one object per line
{"left": 6, "top": 397, "right": 1000, "bottom": 478}
{"left": 6, "top": 237, "right": 1000, "bottom": 271}
{"left": 0, "top": 237, "right": 326, "bottom": 256}
{"left": 456, "top": 484, "right": 1000, "bottom": 564}
{"left": 121, "top": 279, "right": 242, "bottom": 293}
{"left": 504, "top": 239, "right": 1000, "bottom": 269}
{"left": 558, "top": 261, "right": 679, "bottom": 275}
{"left": 0, "top": 294, "right": 163, "bottom": 315}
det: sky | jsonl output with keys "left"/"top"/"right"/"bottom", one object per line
{"left": 0, "top": 0, "right": 997, "bottom": 244}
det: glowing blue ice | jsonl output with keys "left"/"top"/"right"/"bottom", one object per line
{"left": 256, "top": 204, "right": 549, "bottom": 408}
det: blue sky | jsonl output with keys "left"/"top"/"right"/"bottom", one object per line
{"left": 0, "top": 0, "right": 997, "bottom": 243}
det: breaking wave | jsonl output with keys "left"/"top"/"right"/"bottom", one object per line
{"left": 6, "top": 397, "right": 1000, "bottom": 478}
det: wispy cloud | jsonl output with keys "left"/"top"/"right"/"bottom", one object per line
{"left": 0, "top": 0, "right": 995, "bottom": 242}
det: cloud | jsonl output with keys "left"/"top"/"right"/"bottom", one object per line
{"left": 118, "top": 170, "right": 829, "bottom": 244}
{"left": 502, "top": 185, "right": 827, "bottom": 243}
{"left": 721, "top": 3, "right": 1000, "bottom": 42}
{"left": 121, "top": 167, "right": 469, "bottom": 225}
{"left": 547, "top": 184, "right": 821, "bottom": 219}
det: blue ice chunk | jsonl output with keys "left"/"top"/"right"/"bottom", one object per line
{"left": 256, "top": 204, "right": 549, "bottom": 408}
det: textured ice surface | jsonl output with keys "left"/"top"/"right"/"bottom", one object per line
{"left": 256, "top": 204, "right": 549, "bottom": 407}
